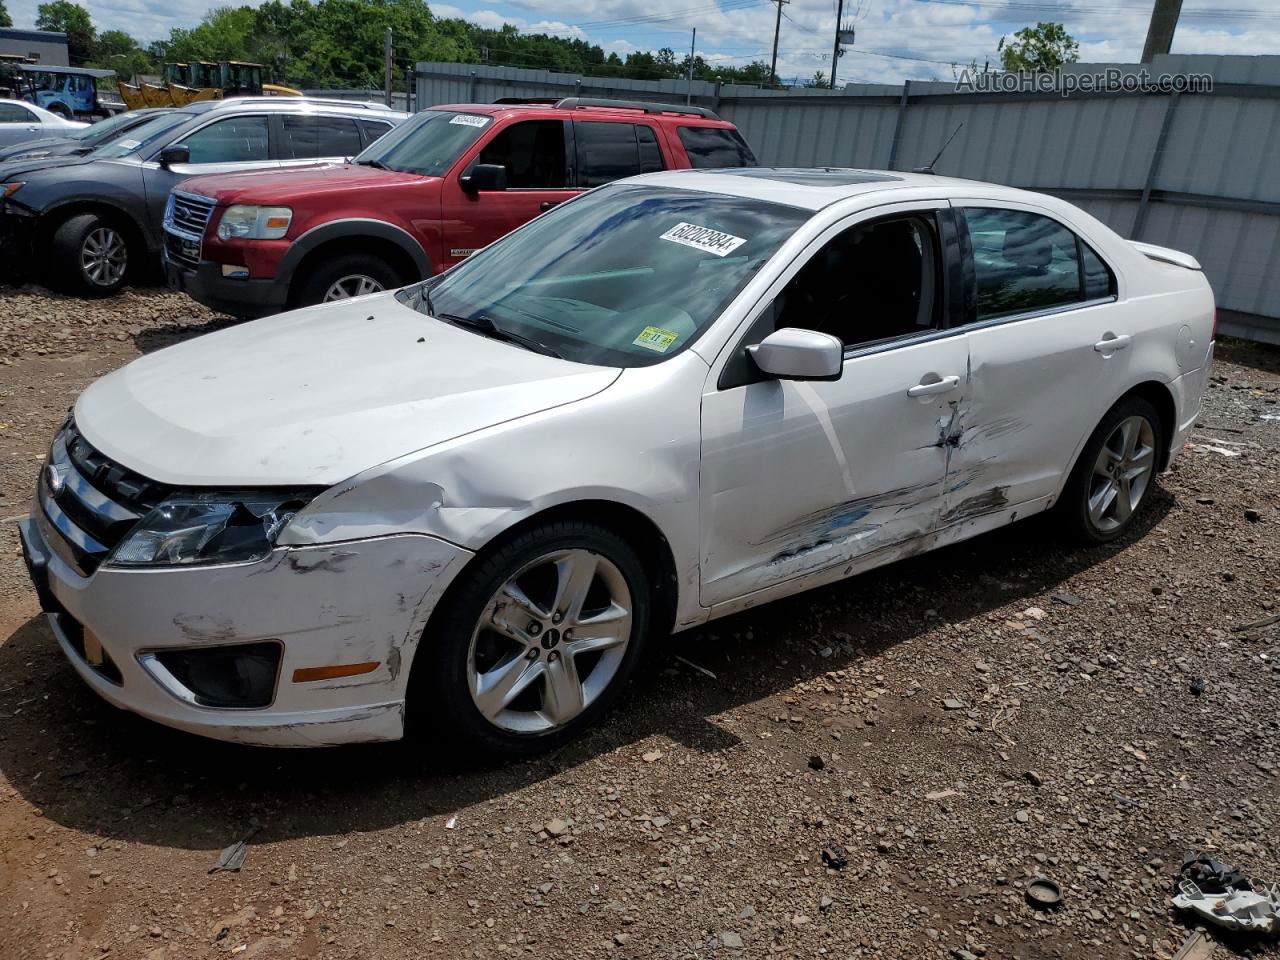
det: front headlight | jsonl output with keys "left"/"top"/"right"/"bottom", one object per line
{"left": 216, "top": 205, "right": 292, "bottom": 241}
{"left": 108, "top": 491, "right": 314, "bottom": 567}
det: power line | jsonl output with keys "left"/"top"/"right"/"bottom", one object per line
{"left": 902, "top": 0, "right": 1280, "bottom": 22}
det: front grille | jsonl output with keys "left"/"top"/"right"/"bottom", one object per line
{"left": 37, "top": 419, "right": 171, "bottom": 576}
{"left": 162, "top": 191, "right": 215, "bottom": 269}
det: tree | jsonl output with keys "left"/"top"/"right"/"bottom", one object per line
{"left": 999, "top": 21, "right": 1079, "bottom": 73}
{"left": 90, "top": 29, "right": 152, "bottom": 79}
{"left": 35, "top": 1, "right": 97, "bottom": 64}
{"left": 0, "top": 1, "right": 12, "bottom": 28}
{"left": 806, "top": 70, "right": 830, "bottom": 89}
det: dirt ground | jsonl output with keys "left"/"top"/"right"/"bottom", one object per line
{"left": 1, "top": 284, "right": 1278, "bottom": 960}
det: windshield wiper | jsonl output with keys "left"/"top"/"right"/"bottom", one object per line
{"left": 355, "top": 157, "right": 389, "bottom": 170}
{"left": 437, "top": 312, "right": 563, "bottom": 359}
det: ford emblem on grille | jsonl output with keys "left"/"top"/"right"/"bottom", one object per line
{"left": 43, "top": 463, "right": 65, "bottom": 497}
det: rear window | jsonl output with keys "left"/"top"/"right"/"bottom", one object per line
{"left": 575, "top": 121, "right": 665, "bottom": 188}
{"left": 677, "top": 126, "right": 756, "bottom": 169}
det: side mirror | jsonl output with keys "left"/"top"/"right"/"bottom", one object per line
{"left": 460, "top": 162, "right": 507, "bottom": 194}
{"left": 747, "top": 327, "right": 843, "bottom": 381}
{"left": 159, "top": 144, "right": 190, "bottom": 168}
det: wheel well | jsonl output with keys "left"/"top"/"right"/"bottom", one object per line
{"left": 437, "top": 501, "right": 681, "bottom": 640}
{"left": 40, "top": 203, "right": 146, "bottom": 260}
{"left": 288, "top": 235, "right": 423, "bottom": 305}
{"left": 1118, "top": 380, "right": 1177, "bottom": 470}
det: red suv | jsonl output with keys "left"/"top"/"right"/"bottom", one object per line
{"left": 163, "top": 97, "right": 757, "bottom": 317}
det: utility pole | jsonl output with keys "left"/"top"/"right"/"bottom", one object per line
{"left": 384, "top": 27, "right": 393, "bottom": 107}
{"left": 769, "top": 0, "right": 788, "bottom": 88}
{"left": 830, "top": 0, "right": 844, "bottom": 89}
{"left": 1141, "top": 0, "right": 1182, "bottom": 63}
{"left": 686, "top": 27, "right": 696, "bottom": 104}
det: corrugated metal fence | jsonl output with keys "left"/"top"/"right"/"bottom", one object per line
{"left": 414, "top": 55, "right": 1280, "bottom": 342}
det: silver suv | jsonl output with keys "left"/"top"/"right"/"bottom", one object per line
{"left": 0, "top": 98, "right": 409, "bottom": 294}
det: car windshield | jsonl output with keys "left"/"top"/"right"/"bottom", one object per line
{"left": 90, "top": 112, "right": 191, "bottom": 159}
{"left": 401, "top": 183, "right": 809, "bottom": 367}
{"left": 66, "top": 110, "right": 148, "bottom": 143}
{"left": 352, "top": 109, "right": 491, "bottom": 177}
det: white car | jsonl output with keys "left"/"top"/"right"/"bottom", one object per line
{"left": 0, "top": 99, "right": 88, "bottom": 149}
{"left": 20, "top": 168, "right": 1215, "bottom": 751}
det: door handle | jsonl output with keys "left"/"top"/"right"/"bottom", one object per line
{"left": 539, "top": 200, "right": 564, "bottom": 212}
{"left": 907, "top": 375, "right": 960, "bottom": 397}
{"left": 1093, "top": 333, "right": 1131, "bottom": 353}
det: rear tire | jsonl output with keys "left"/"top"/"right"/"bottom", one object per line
{"left": 50, "top": 213, "right": 132, "bottom": 296}
{"left": 409, "top": 520, "right": 652, "bottom": 757}
{"left": 294, "top": 252, "right": 402, "bottom": 307}
{"left": 1060, "top": 395, "right": 1163, "bottom": 544}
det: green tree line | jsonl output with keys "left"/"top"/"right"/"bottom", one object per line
{"left": 26, "top": 0, "right": 783, "bottom": 91}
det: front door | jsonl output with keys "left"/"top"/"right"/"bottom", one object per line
{"left": 438, "top": 118, "right": 579, "bottom": 269}
{"left": 699, "top": 203, "right": 968, "bottom": 607}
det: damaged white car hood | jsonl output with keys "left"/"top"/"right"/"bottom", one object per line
{"left": 74, "top": 294, "right": 620, "bottom": 487}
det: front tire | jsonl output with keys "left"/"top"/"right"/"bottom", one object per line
{"left": 411, "top": 521, "right": 652, "bottom": 756}
{"left": 50, "top": 213, "right": 131, "bottom": 296}
{"left": 1061, "top": 395, "right": 1163, "bottom": 544}
{"left": 294, "top": 252, "right": 402, "bottom": 308}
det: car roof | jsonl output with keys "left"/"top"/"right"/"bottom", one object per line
{"left": 627, "top": 167, "right": 1041, "bottom": 212}
{"left": 20, "top": 64, "right": 115, "bottom": 79}
{"left": 432, "top": 100, "right": 734, "bottom": 127}
{"left": 176, "top": 98, "right": 409, "bottom": 120}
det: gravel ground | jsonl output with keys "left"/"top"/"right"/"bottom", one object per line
{"left": 1, "top": 284, "right": 1278, "bottom": 960}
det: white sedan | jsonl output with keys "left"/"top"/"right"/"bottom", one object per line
{"left": 20, "top": 168, "right": 1215, "bottom": 751}
{"left": 0, "top": 100, "right": 87, "bottom": 149}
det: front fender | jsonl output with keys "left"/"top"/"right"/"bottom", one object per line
{"left": 278, "top": 219, "right": 431, "bottom": 285}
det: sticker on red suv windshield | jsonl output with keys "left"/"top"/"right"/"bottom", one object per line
{"left": 450, "top": 114, "right": 490, "bottom": 127}
{"left": 659, "top": 222, "right": 746, "bottom": 257}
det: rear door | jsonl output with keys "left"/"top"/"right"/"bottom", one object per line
{"left": 438, "top": 117, "right": 577, "bottom": 268}
{"left": 275, "top": 112, "right": 365, "bottom": 168}
{"left": 573, "top": 119, "right": 665, "bottom": 186}
{"left": 942, "top": 201, "right": 1128, "bottom": 522}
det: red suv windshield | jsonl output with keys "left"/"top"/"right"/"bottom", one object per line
{"left": 353, "top": 109, "right": 493, "bottom": 177}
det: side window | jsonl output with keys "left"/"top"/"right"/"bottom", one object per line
{"left": 774, "top": 215, "right": 940, "bottom": 349}
{"left": 575, "top": 121, "right": 647, "bottom": 187}
{"left": 637, "top": 125, "right": 664, "bottom": 173}
{"left": 358, "top": 119, "right": 393, "bottom": 147}
{"left": 961, "top": 208, "right": 1085, "bottom": 321}
{"left": 0, "top": 103, "right": 35, "bottom": 123}
{"left": 179, "top": 115, "right": 270, "bottom": 164}
{"left": 677, "top": 126, "right": 757, "bottom": 169}
{"left": 281, "top": 115, "right": 361, "bottom": 159}
{"left": 1081, "top": 241, "right": 1116, "bottom": 300}
{"left": 476, "top": 119, "right": 566, "bottom": 189}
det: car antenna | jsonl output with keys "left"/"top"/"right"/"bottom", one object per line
{"left": 912, "top": 122, "right": 964, "bottom": 175}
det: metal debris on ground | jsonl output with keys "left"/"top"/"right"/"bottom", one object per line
{"left": 1171, "top": 931, "right": 1215, "bottom": 960}
{"left": 1172, "top": 853, "right": 1280, "bottom": 936}
{"left": 820, "top": 841, "right": 848, "bottom": 870}
{"left": 673, "top": 654, "right": 717, "bottom": 679}
{"left": 209, "top": 827, "right": 261, "bottom": 874}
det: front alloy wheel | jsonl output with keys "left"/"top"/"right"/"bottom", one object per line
{"left": 81, "top": 226, "right": 129, "bottom": 289}
{"left": 323, "top": 274, "right": 386, "bottom": 301}
{"left": 412, "top": 520, "right": 651, "bottom": 755}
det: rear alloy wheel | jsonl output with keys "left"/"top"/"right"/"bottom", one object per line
{"left": 50, "top": 213, "right": 132, "bottom": 296}
{"left": 413, "top": 521, "right": 651, "bottom": 755}
{"left": 295, "top": 252, "right": 403, "bottom": 308}
{"left": 1061, "top": 395, "right": 1163, "bottom": 544}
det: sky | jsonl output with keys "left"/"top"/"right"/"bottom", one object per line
{"left": 7, "top": 0, "right": 1280, "bottom": 86}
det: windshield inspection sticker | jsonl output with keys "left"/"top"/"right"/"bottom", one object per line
{"left": 660, "top": 222, "right": 747, "bottom": 257}
{"left": 117, "top": 138, "right": 141, "bottom": 149}
{"left": 450, "top": 114, "right": 490, "bottom": 127}
{"left": 633, "top": 326, "right": 680, "bottom": 353}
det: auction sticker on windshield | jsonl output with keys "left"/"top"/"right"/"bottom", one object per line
{"left": 632, "top": 325, "right": 680, "bottom": 353}
{"left": 450, "top": 114, "right": 490, "bottom": 127}
{"left": 660, "top": 222, "right": 747, "bottom": 257}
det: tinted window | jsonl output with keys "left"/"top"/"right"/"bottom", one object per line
{"left": 411, "top": 183, "right": 808, "bottom": 368}
{"left": 281, "top": 115, "right": 362, "bottom": 159}
{"left": 637, "top": 124, "right": 663, "bottom": 173}
{"left": 179, "top": 115, "right": 269, "bottom": 164}
{"left": 774, "top": 215, "right": 938, "bottom": 348}
{"left": 677, "top": 126, "right": 757, "bottom": 169}
{"left": 1082, "top": 242, "right": 1115, "bottom": 300}
{"left": 358, "top": 119, "right": 394, "bottom": 147}
{"left": 477, "top": 119, "right": 566, "bottom": 188}
{"left": 575, "top": 121, "right": 649, "bottom": 188}
{"left": 0, "top": 103, "right": 35, "bottom": 123}
{"left": 963, "top": 208, "right": 1082, "bottom": 321}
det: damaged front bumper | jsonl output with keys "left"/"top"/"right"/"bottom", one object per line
{"left": 18, "top": 514, "right": 473, "bottom": 746}
{"left": 0, "top": 203, "right": 37, "bottom": 281}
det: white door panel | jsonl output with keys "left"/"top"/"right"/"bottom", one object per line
{"left": 699, "top": 334, "right": 968, "bottom": 606}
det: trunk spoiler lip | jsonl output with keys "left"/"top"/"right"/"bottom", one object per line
{"left": 1131, "top": 240, "right": 1201, "bottom": 271}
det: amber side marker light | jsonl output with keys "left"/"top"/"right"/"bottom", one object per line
{"left": 292, "top": 662, "right": 380, "bottom": 683}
